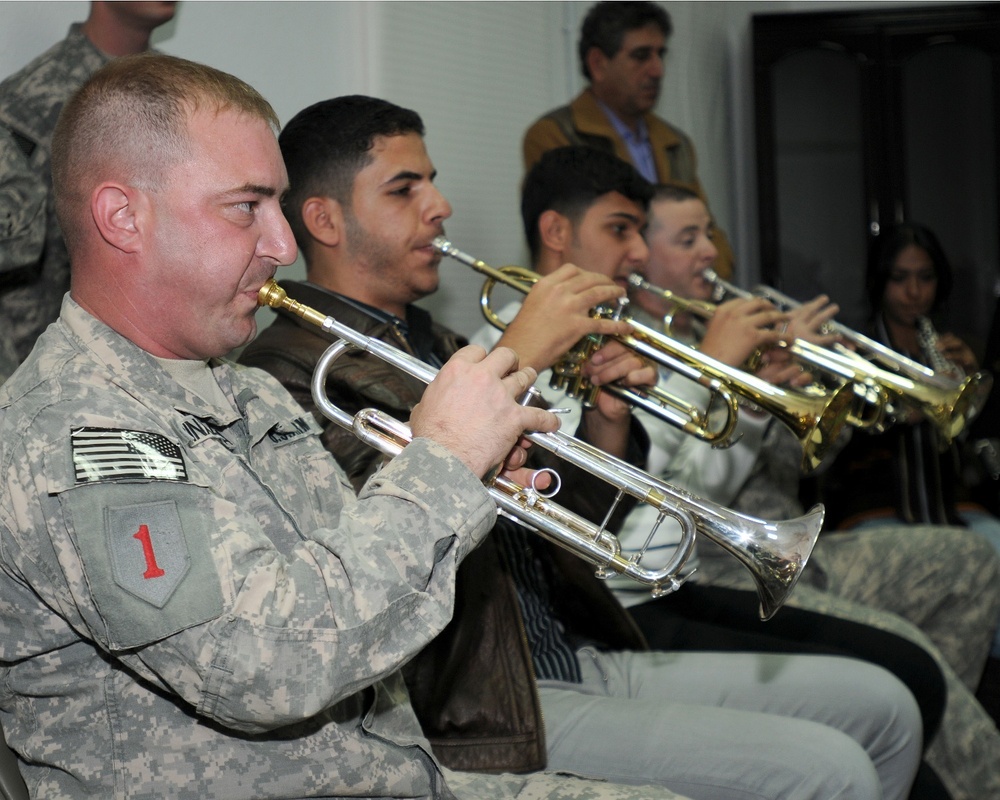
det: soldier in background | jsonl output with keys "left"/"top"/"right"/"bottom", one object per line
{"left": 0, "top": 127, "right": 44, "bottom": 382}
{"left": 0, "top": 1, "right": 177, "bottom": 383}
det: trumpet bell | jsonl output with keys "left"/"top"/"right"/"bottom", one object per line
{"left": 729, "top": 505, "right": 824, "bottom": 621}
{"left": 930, "top": 370, "right": 993, "bottom": 443}
{"left": 653, "top": 477, "right": 824, "bottom": 620}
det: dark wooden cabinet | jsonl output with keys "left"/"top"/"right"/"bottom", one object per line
{"left": 753, "top": 4, "right": 1000, "bottom": 346}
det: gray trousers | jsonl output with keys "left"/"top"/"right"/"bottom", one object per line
{"left": 536, "top": 647, "right": 921, "bottom": 800}
{"left": 698, "top": 524, "right": 1000, "bottom": 800}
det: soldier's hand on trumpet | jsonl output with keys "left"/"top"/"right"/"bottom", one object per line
{"left": 410, "top": 345, "right": 561, "bottom": 485}
{"left": 497, "top": 264, "right": 634, "bottom": 373}
{"left": 754, "top": 295, "right": 843, "bottom": 389}
{"left": 754, "top": 349, "right": 814, "bottom": 389}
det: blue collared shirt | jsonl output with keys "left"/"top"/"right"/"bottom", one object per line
{"left": 596, "top": 99, "right": 658, "bottom": 183}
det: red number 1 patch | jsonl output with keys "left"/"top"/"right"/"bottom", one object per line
{"left": 108, "top": 500, "right": 189, "bottom": 608}
{"left": 133, "top": 524, "right": 166, "bottom": 579}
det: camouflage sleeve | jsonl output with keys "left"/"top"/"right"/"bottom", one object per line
{"left": 0, "top": 126, "right": 45, "bottom": 276}
{"left": 0, "top": 397, "right": 496, "bottom": 735}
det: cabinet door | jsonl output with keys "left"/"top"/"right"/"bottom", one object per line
{"left": 761, "top": 42, "right": 872, "bottom": 330}
{"left": 754, "top": 5, "right": 1000, "bottom": 344}
{"left": 892, "top": 26, "right": 1000, "bottom": 344}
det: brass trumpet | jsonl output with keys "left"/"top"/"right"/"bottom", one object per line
{"left": 627, "top": 273, "right": 892, "bottom": 433}
{"left": 434, "top": 237, "right": 854, "bottom": 472}
{"left": 707, "top": 270, "right": 993, "bottom": 443}
{"left": 258, "top": 279, "right": 823, "bottom": 619}
{"left": 435, "top": 241, "right": 740, "bottom": 448}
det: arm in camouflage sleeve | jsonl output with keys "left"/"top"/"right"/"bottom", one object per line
{"left": 0, "top": 393, "right": 497, "bottom": 735}
{"left": 0, "top": 126, "right": 46, "bottom": 278}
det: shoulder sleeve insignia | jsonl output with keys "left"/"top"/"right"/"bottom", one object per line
{"left": 106, "top": 500, "right": 190, "bottom": 608}
{"left": 72, "top": 427, "right": 187, "bottom": 483}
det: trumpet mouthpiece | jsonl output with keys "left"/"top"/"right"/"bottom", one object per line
{"left": 258, "top": 279, "right": 286, "bottom": 309}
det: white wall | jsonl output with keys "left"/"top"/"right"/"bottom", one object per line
{"left": 0, "top": 0, "right": 913, "bottom": 340}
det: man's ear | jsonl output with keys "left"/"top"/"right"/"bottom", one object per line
{"left": 92, "top": 182, "right": 144, "bottom": 253}
{"left": 301, "top": 196, "right": 344, "bottom": 249}
{"left": 537, "top": 209, "right": 571, "bottom": 256}
{"left": 586, "top": 46, "right": 609, "bottom": 85}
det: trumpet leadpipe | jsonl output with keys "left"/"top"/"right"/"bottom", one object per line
{"left": 259, "top": 279, "right": 696, "bottom": 596}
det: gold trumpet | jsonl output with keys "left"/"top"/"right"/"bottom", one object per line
{"left": 627, "top": 273, "right": 892, "bottom": 434}
{"left": 707, "top": 270, "right": 993, "bottom": 443}
{"left": 258, "top": 279, "right": 823, "bottom": 620}
{"left": 435, "top": 242, "right": 740, "bottom": 448}
{"left": 433, "top": 237, "right": 854, "bottom": 472}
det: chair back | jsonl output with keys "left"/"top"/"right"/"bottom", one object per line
{"left": 0, "top": 724, "right": 28, "bottom": 800}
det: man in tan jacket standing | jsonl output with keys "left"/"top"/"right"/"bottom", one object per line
{"left": 522, "top": 1, "right": 734, "bottom": 277}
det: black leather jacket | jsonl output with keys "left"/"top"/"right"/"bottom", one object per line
{"left": 240, "top": 280, "right": 648, "bottom": 773}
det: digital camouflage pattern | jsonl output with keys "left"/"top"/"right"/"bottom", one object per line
{"left": 0, "top": 296, "right": 686, "bottom": 800}
{"left": 0, "top": 24, "right": 109, "bottom": 373}
{"left": 0, "top": 126, "right": 45, "bottom": 384}
{"left": 697, "top": 420, "right": 1000, "bottom": 800}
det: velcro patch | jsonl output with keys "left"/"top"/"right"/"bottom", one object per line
{"left": 268, "top": 415, "right": 314, "bottom": 444}
{"left": 106, "top": 501, "right": 190, "bottom": 607}
{"left": 72, "top": 427, "right": 187, "bottom": 483}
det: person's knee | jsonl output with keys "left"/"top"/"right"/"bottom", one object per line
{"left": 932, "top": 523, "right": 1000, "bottom": 574}
{"left": 806, "top": 733, "right": 884, "bottom": 799}
{"left": 722, "top": 724, "right": 882, "bottom": 800}
{"left": 966, "top": 525, "right": 1000, "bottom": 585}
{"left": 851, "top": 661, "right": 923, "bottom": 748}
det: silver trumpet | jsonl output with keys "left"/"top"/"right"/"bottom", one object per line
{"left": 709, "top": 270, "right": 993, "bottom": 443}
{"left": 258, "top": 279, "right": 822, "bottom": 620}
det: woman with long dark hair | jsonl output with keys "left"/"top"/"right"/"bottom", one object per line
{"left": 822, "top": 221, "right": 1000, "bottom": 626}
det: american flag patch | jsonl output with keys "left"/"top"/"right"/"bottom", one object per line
{"left": 71, "top": 427, "right": 188, "bottom": 483}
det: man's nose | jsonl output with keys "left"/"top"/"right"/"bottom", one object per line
{"left": 648, "top": 54, "right": 665, "bottom": 79}
{"left": 629, "top": 234, "right": 650, "bottom": 267}
{"left": 426, "top": 185, "right": 452, "bottom": 223}
{"left": 265, "top": 211, "right": 298, "bottom": 266}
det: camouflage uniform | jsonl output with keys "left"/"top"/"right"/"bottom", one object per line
{"left": 0, "top": 126, "right": 45, "bottom": 384}
{"left": 0, "top": 296, "right": 684, "bottom": 800}
{"left": 0, "top": 23, "right": 110, "bottom": 371}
